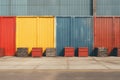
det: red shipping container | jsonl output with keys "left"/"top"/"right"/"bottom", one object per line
{"left": 32, "top": 48, "right": 43, "bottom": 57}
{"left": 0, "top": 48, "right": 5, "bottom": 57}
{"left": 0, "top": 17, "right": 16, "bottom": 56}
{"left": 114, "top": 17, "right": 120, "bottom": 49}
{"left": 117, "top": 48, "right": 120, "bottom": 57}
{"left": 64, "top": 47, "right": 74, "bottom": 57}
{"left": 78, "top": 47, "right": 88, "bottom": 57}
{"left": 94, "top": 17, "right": 114, "bottom": 55}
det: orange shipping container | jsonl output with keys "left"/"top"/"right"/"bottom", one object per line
{"left": 94, "top": 17, "right": 114, "bottom": 55}
{"left": 114, "top": 17, "right": 120, "bottom": 48}
{"left": 94, "top": 17, "right": 120, "bottom": 55}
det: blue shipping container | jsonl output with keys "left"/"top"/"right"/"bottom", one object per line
{"left": 56, "top": 17, "right": 71, "bottom": 56}
{"left": 56, "top": 17, "right": 93, "bottom": 56}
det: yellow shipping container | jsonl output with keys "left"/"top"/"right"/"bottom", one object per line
{"left": 16, "top": 16, "right": 55, "bottom": 53}
{"left": 37, "top": 17, "right": 55, "bottom": 52}
{"left": 16, "top": 17, "right": 37, "bottom": 53}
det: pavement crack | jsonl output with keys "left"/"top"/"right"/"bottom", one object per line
{"left": 92, "top": 57, "right": 111, "bottom": 70}
{"left": 66, "top": 58, "right": 69, "bottom": 69}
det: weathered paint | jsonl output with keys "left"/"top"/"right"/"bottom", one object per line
{"left": 16, "top": 17, "right": 37, "bottom": 53}
{"left": 71, "top": 17, "right": 93, "bottom": 56}
{"left": 94, "top": 17, "right": 114, "bottom": 55}
{"left": 57, "top": 17, "right": 93, "bottom": 56}
{"left": 56, "top": 17, "right": 71, "bottom": 56}
{"left": 37, "top": 17, "right": 55, "bottom": 52}
{"left": 0, "top": 17, "right": 16, "bottom": 56}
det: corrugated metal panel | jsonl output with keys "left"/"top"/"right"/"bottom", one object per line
{"left": 11, "top": 6, "right": 27, "bottom": 15}
{"left": 0, "top": 0, "right": 11, "bottom": 15}
{"left": 59, "top": 0, "right": 92, "bottom": 16}
{"left": 94, "top": 17, "right": 114, "bottom": 55}
{"left": 4, "top": 0, "right": 93, "bottom": 16}
{"left": 56, "top": 17, "right": 71, "bottom": 56}
{"left": 0, "top": 0, "right": 10, "bottom": 5}
{"left": 16, "top": 17, "right": 37, "bottom": 53}
{"left": 71, "top": 17, "right": 93, "bottom": 56}
{"left": 11, "top": 0, "right": 27, "bottom": 5}
{"left": 114, "top": 17, "right": 120, "bottom": 48}
{"left": 0, "top": 17, "right": 16, "bottom": 56}
{"left": 28, "top": 0, "right": 92, "bottom": 16}
{"left": 0, "top": 6, "right": 10, "bottom": 16}
{"left": 27, "top": 0, "right": 59, "bottom": 15}
{"left": 57, "top": 17, "right": 93, "bottom": 56}
{"left": 37, "top": 17, "right": 55, "bottom": 52}
{"left": 11, "top": 0, "right": 27, "bottom": 15}
{"left": 96, "top": 0, "right": 120, "bottom": 16}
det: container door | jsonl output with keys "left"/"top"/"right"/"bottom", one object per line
{"left": 94, "top": 17, "right": 114, "bottom": 55}
{"left": 37, "top": 17, "right": 54, "bottom": 53}
{"left": 71, "top": 17, "right": 93, "bottom": 56}
{"left": 56, "top": 17, "right": 71, "bottom": 56}
{"left": 0, "top": 17, "right": 16, "bottom": 56}
{"left": 114, "top": 17, "right": 120, "bottom": 48}
{"left": 16, "top": 17, "right": 37, "bottom": 53}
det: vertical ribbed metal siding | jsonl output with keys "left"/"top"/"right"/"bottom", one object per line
{"left": 27, "top": 0, "right": 59, "bottom": 15}
{"left": 96, "top": 0, "right": 120, "bottom": 16}
{"left": 57, "top": 17, "right": 93, "bottom": 56}
{"left": 0, "top": 17, "right": 16, "bottom": 56}
{"left": 0, "top": 0, "right": 11, "bottom": 15}
{"left": 94, "top": 17, "right": 114, "bottom": 55}
{"left": 37, "top": 17, "right": 55, "bottom": 52}
{"left": 56, "top": 17, "right": 71, "bottom": 56}
{"left": 11, "top": 0, "right": 27, "bottom": 15}
{"left": 0, "top": 0, "right": 92, "bottom": 16}
{"left": 71, "top": 17, "right": 93, "bottom": 56}
{"left": 59, "top": 0, "right": 92, "bottom": 16}
{"left": 114, "top": 17, "right": 120, "bottom": 48}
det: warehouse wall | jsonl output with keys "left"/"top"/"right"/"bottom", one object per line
{"left": 0, "top": 0, "right": 92, "bottom": 16}
{"left": 96, "top": 0, "right": 120, "bottom": 16}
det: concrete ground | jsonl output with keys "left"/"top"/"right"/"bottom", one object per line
{"left": 0, "top": 70, "right": 120, "bottom": 80}
{"left": 0, "top": 56, "right": 120, "bottom": 70}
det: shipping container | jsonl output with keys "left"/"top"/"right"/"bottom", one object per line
{"left": 94, "top": 17, "right": 114, "bottom": 55}
{"left": 0, "top": 17, "right": 16, "bottom": 56}
{"left": 57, "top": 17, "right": 93, "bottom": 56}
{"left": 56, "top": 17, "right": 71, "bottom": 56}
{"left": 37, "top": 17, "right": 55, "bottom": 52}
{"left": 16, "top": 17, "right": 37, "bottom": 53}
{"left": 16, "top": 16, "right": 54, "bottom": 53}
{"left": 70, "top": 17, "right": 93, "bottom": 56}
{"left": 96, "top": 0, "right": 120, "bottom": 16}
{"left": 114, "top": 17, "right": 120, "bottom": 48}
